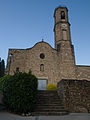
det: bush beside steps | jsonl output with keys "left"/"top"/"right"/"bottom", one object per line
{"left": 0, "top": 71, "right": 38, "bottom": 115}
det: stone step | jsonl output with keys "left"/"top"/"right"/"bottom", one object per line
{"left": 38, "top": 97, "right": 61, "bottom": 99}
{"left": 35, "top": 106, "right": 65, "bottom": 109}
{"left": 38, "top": 95, "right": 59, "bottom": 97}
{"left": 38, "top": 95, "right": 59, "bottom": 98}
{"left": 38, "top": 95, "right": 60, "bottom": 98}
{"left": 32, "top": 90, "right": 69, "bottom": 116}
{"left": 38, "top": 94, "right": 58, "bottom": 97}
{"left": 36, "top": 103, "right": 64, "bottom": 106}
{"left": 37, "top": 101, "right": 62, "bottom": 104}
{"left": 37, "top": 99, "right": 62, "bottom": 102}
{"left": 38, "top": 90, "right": 57, "bottom": 93}
{"left": 37, "top": 98, "right": 62, "bottom": 102}
{"left": 33, "top": 108, "right": 67, "bottom": 112}
{"left": 38, "top": 93, "right": 58, "bottom": 95}
{"left": 38, "top": 97, "right": 60, "bottom": 100}
{"left": 38, "top": 91, "right": 58, "bottom": 95}
{"left": 31, "top": 111, "right": 69, "bottom": 116}
{"left": 38, "top": 94, "right": 58, "bottom": 96}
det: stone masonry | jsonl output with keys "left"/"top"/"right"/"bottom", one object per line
{"left": 57, "top": 79, "right": 90, "bottom": 113}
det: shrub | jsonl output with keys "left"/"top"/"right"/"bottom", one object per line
{"left": 3, "top": 72, "right": 38, "bottom": 114}
{"left": 0, "top": 75, "right": 11, "bottom": 90}
{"left": 46, "top": 84, "right": 57, "bottom": 91}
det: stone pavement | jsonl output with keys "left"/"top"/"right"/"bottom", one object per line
{"left": 0, "top": 112, "right": 90, "bottom": 120}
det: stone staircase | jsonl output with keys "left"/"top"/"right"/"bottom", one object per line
{"left": 31, "top": 90, "right": 69, "bottom": 116}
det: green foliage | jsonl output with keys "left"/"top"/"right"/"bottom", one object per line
{"left": 3, "top": 72, "right": 38, "bottom": 114}
{"left": 0, "top": 59, "right": 1, "bottom": 77}
{"left": 0, "top": 59, "right": 5, "bottom": 77}
{"left": 0, "top": 75, "right": 11, "bottom": 90}
{"left": 46, "top": 84, "right": 57, "bottom": 91}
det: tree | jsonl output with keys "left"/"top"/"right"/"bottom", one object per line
{"left": 0, "top": 58, "right": 5, "bottom": 77}
{"left": 1, "top": 59, "right": 5, "bottom": 77}
{"left": 0, "top": 58, "right": 2, "bottom": 77}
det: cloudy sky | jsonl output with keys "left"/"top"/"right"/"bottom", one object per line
{"left": 0, "top": 0, "right": 90, "bottom": 66}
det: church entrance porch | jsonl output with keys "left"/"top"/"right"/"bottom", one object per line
{"left": 38, "top": 79, "right": 47, "bottom": 90}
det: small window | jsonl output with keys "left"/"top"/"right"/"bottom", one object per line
{"left": 40, "top": 64, "right": 44, "bottom": 72}
{"left": 16, "top": 67, "right": 19, "bottom": 72}
{"left": 9, "top": 53, "right": 13, "bottom": 58}
{"left": 57, "top": 43, "right": 61, "bottom": 52}
{"left": 40, "top": 53, "right": 45, "bottom": 59}
{"left": 61, "top": 11, "right": 65, "bottom": 19}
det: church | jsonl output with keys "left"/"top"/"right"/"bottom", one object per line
{"left": 6, "top": 6, "right": 90, "bottom": 90}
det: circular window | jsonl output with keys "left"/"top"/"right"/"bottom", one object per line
{"left": 40, "top": 53, "right": 45, "bottom": 59}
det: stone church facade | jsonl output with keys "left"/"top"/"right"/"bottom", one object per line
{"left": 6, "top": 6, "right": 90, "bottom": 88}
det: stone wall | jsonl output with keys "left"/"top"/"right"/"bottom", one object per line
{"left": 6, "top": 40, "right": 78, "bottom": 85}
{"left": 57, "top": 79, "right": 90, "bottom": 113}
{"left": 6, "top": 42, "right": 61, "bottom": 84}
{"left": 76, "top": 65, "right": 90, "bottom": 81}
{"left": 6, "top": 49, "right": 27, "bottom": 75}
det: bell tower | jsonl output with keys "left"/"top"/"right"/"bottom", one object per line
{"left": 54, "top": 6, "right": 76, "bottom": 79}
{"left": 54, "top": 6, "right": 71, "bottom": 49}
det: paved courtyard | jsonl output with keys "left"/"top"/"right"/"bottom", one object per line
{"left": 0, "top": 112, "right": 90, "bottom": 120}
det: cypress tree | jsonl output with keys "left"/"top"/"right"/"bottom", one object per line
{"left": 0, "top": 58, "right": 1, "bottom": 77}
{"left": 1, "top": 59, "right": 5, "bottom": 77}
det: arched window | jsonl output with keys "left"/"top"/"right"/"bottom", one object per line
{"left": 61, "top": 11, "right": 65, "bottom": 19}
{"left": 40, "top": 64, "right": 44, "bottom": 72}
{"left": 62, "top": 30, "right": 67, "bottom": 40}
{"left": 16, "top": 67, "right": 19, "bottom": 72}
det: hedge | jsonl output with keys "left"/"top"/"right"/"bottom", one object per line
{"left": 0, "top": 75, "right": 11, "bottom": 90}
{"left": 3, "top": 72, "right": 38, "bottom": 114}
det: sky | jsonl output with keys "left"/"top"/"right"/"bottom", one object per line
{"left": 0, "top": 0, "right": 90, "bottom": 66}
